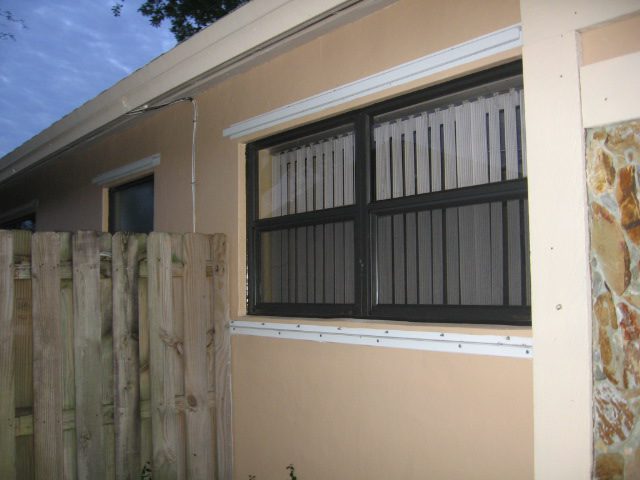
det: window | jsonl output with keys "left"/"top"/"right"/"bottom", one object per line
{"left": 247, "top": 61, "right": 530, "bottom": 325}
{"left": 0, "top": 213, "right": 35, "bottom": 231}
{"left": 109, "top": 175, "right": 154, "bottom": 233}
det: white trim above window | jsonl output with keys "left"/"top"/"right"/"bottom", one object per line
{"left": 92, "top": 154, "right": 160, "bottom": 186}
{"left": 223, "top": 24, "right": 523, "bottom": 139}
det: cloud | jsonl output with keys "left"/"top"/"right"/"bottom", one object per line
{"left": 0, "top": 0, "right": 176, "bottom": 157}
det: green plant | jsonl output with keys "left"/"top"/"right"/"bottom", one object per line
{"left": 140, "top": 461, "right": 152, "bottom": 479}
{"left": 248, "top": 463, "right": 298, "bottom": 479}
{"left": 286, "top": 464, "right": 297, "bottom": 480}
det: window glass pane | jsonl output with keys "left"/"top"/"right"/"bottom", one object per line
{"left": 260, "top": 220, "right": 355, "bottom": 304}
{"left": 374, "top": 199, "right": 530, "bottom": 307}
{"left": 258, "top": 126, "right": 355, "bottom": 219}
{"left": 110, "top": 176, "right": 154, "bottom": 233}
{"left": 373, "top": 86, "right": 526, "bottom": 200}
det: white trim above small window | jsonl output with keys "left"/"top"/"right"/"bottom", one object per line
{"left": 92, "top": 153, "right": 160, "bottom": 186}
{"left": 223, "top": 24, "right": 522, "bottom": 139}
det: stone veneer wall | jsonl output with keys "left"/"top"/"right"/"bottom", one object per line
{"left": 588, "top": 120, "right": 640, "bottom": 479}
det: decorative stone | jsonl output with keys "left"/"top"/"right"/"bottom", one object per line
{"left": 624, "top": 447, "right": 640, "bottom": 479}
{"left": 618, "top": 303, "right": 640, "bottom": 343}
{"left": 588, "top": 147, "right": 617, "bottom": 195}
{"left": 623, "top": 342, "right": 640, "bottom": 390}
{"left": 593, "top": 130, "right": 608, "bottom": 142}
{"left": 592, "top": 202, "right": 631, "bottom": 295}
{"left": 623, "top": 293, "right": 640, "bottom": 311}
{"left": 595, "top": 292, "right": 618, "bottom": 330}
{"left": 605, "top": 122, "right": 640, "bottom": 155}
{"left": 594, "top": 382, "right": 635, "bottom": 445}
{"left": 595, "top": 452, "right": 624, "bottom": 480}
{"left": 598, "top": 326, "right": 616, "bottom": 383}
{"left": 616, "top": 165, "right": 640, "bottom": 244}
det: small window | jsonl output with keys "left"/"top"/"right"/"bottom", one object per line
{"left": 109, "top": 175, "right": 154, "bottom": 233}
{"left": 247, "top": 61, "right": 530, "bottom": 325}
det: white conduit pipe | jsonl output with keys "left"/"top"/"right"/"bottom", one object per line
{"left": 127, "top": 97, "right": 199, "bottom": 232}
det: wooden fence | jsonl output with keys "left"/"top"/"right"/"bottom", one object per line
{"left": 0, "top": 231, "right": 232, "bottom": 479}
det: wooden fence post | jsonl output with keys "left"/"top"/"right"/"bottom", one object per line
{"left": 183, "top": 233, "right": 214, "bottom": 479}
{"left": 113, "top": 233, "right": 144, "bottom": 479}
{"left": 0, "top": 231, "right": 15, "bottom": 480}
{"left": 32, "top": 232, "right": 64, "bottom": 479}
{"left": 213, "top": 233, "right": 233, "bottom": 480}
{"left": 148, "top": 233, "right": 180, "bottom": 479}
{"left": 72, "top": 231, "right": 105, "bottom": 478}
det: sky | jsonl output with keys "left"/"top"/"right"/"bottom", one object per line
{"left": 0, "top": 0, "right": 176, "bottom": 158}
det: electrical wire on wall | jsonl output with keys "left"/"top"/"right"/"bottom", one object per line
{"left": 126, "top": 97, "right": 199, "bottom": 232}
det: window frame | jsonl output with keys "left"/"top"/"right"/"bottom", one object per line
{"left": 246, "top": 60, "right": 530, "bottom": 325}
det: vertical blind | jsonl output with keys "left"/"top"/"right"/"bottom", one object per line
{"left": 374, "top": 89, "right": 526, "bottom": 198}
{"left": 373, "top": 88, "right": 529, "bottom": 307}
{"left": 260, "top": 221, "right": 355, "bottom": 304}
{"left": 255, "top": 84, "right": 529, "bottom": 312}
{"left": 264, "top": 132, "right": 355, "bottom": 218}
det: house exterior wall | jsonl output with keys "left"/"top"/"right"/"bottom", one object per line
{"left": 9, "top": 0, "right": 640, "bottom": 477}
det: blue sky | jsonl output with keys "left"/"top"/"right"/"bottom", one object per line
{"left": 0, "top": 0, "right": 176, "bottom": 157}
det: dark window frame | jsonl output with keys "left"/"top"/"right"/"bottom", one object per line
{"left": 246, "top": 60, "right": 530, "bottom": 325}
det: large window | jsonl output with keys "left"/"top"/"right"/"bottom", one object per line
{"left": 247, "top": 61, "right": 530, "bottom": 325}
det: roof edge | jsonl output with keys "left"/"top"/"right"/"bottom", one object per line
{"left": 0, "top": 0, "right": 393, "bottom": 185}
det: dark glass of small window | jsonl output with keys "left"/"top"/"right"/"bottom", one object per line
{"left": 0, "top": 213, "right": 36, "bottom": 231}
{"left": 109, "top": 175, "right": 154, "bottom": 233}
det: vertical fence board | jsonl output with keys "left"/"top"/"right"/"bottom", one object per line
{"left": 0, "top": 231, "right": 15, "bottom": 479}
{"left": 183, "top": 234, "right": 213, "bottom": 479}
{"left": 139, "top": 271, "right": 152, "bottom": 473}
{"left": 113, "top": 233, "right": 143, "bottom": 479}
{"left": 100, "top": 233, "right": 116, "bottom": 480}
{"left": 32, "top": 232, "right": 64, "bottom": 479}
{"left": 12, "top": 231, "right": 33, "bottom": 480}
{"left": 59, "top": 233, "right": 77, "bottom": 480}
{"left": 171, "top": 234, "right": 187, "bottom": 480}
{"left": 72, "top": 231, "right": 105, "bottom": 479}
{"left": 148, "top": 233, "right": 179, "bottom": 479}
{"left": 213, "top": 234, "right": 233, "bottom": 480}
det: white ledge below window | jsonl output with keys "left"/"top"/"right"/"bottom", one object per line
{"left": 230, "top": 320, "right": 533, "bottom": 359}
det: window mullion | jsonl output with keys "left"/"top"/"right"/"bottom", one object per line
{"left": 246, "top": 144, "right": 260, "bottom": 314}
{"left": 355, "top": 113, "right": 371, "bottom": 317}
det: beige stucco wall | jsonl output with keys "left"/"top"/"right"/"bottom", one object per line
{"left": 233, "top": 335, "right": 532, "bottom": 480}
{"left": 0, "top": 0, "right": 544, "bottom": 478}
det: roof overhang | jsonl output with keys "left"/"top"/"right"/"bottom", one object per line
{"left": 0, "top": 0, "right": 395, "bottom": 185}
